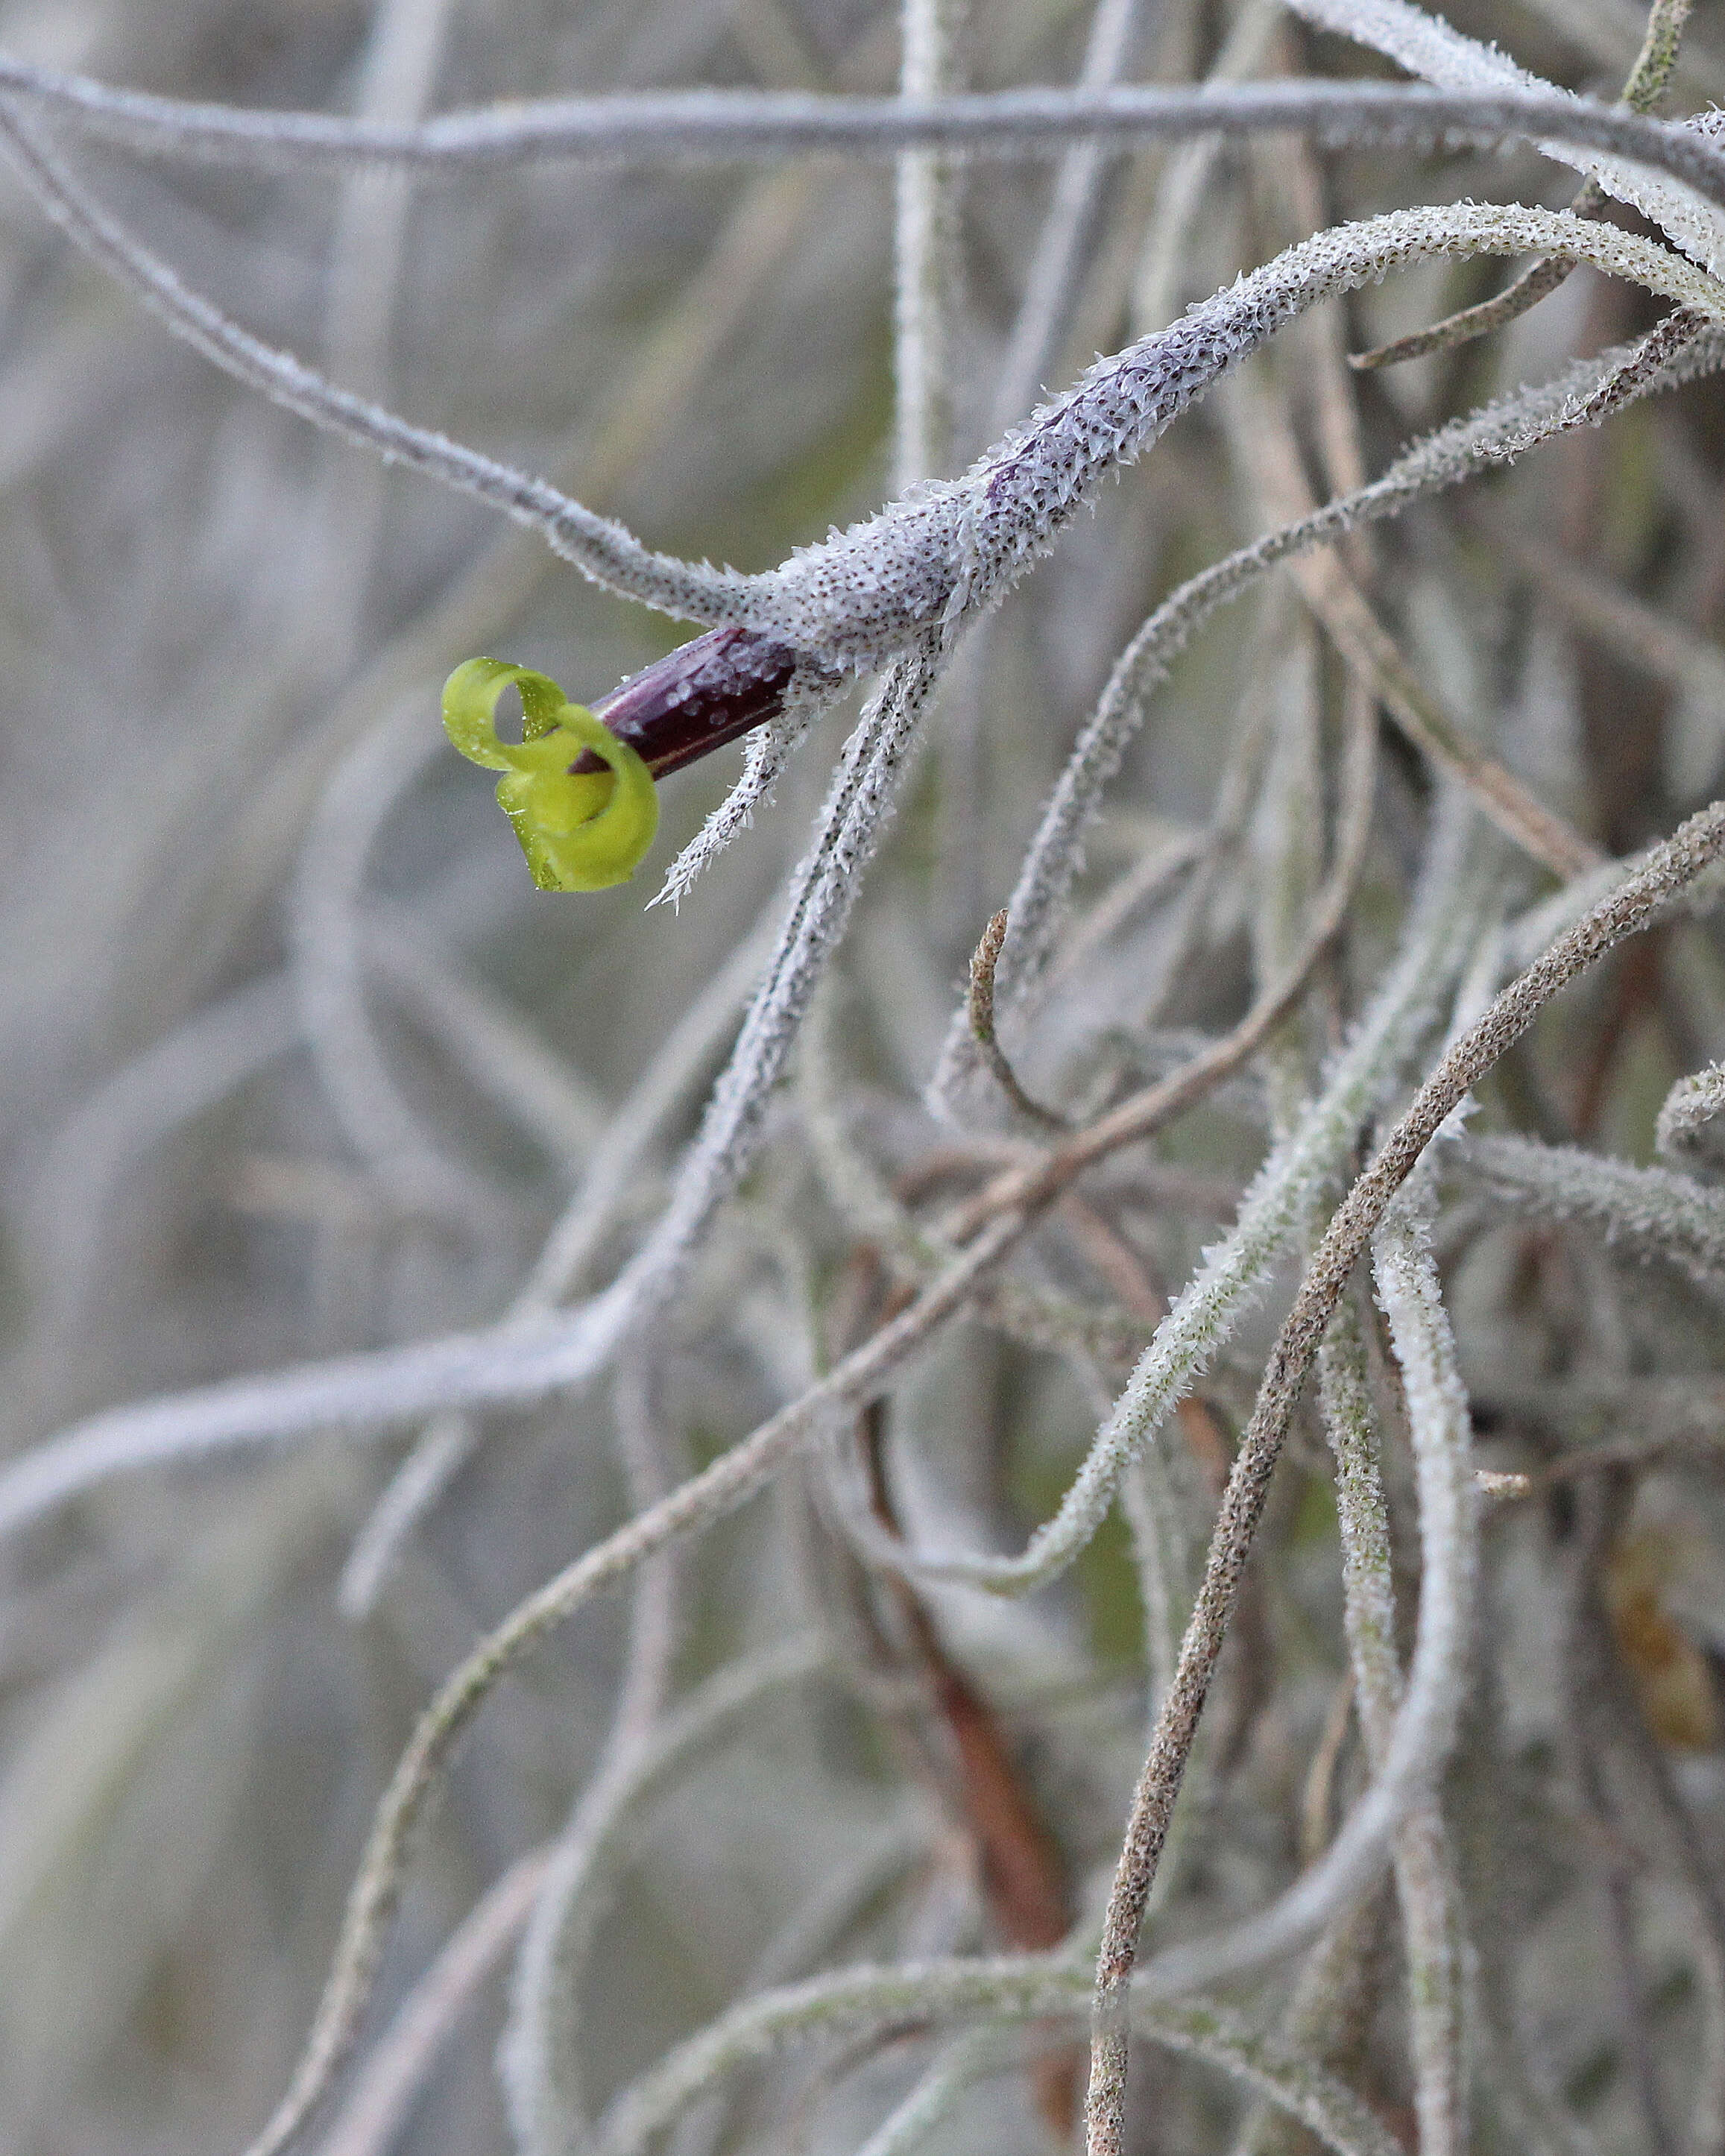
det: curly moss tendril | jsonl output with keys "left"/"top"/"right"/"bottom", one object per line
{"left": 442, "top": 656, "right": 659, "bottom": 892}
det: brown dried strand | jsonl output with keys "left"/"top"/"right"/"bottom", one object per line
{"left": 827, "top": 1258, "right": 1071, "bottom": 1975}
{"left": 969, "top": 908, "right": 1071, "bottom": 1132}
{"left": 856, "top": 1398, "right": 1071, "bottom": 1958}
{"left": 842, "top": 1290, "right": 1079, "bottom": 2139}
{"left": 1082, "top": 795, "right": 1725, "bottom": 2156}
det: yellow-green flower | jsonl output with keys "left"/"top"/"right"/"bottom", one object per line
{"left": 442, "top": 657, "right": 659, "bottom": 892}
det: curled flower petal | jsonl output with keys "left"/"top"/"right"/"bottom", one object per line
{"left": 442, "top": 657, "right": 660, "bottom": 892}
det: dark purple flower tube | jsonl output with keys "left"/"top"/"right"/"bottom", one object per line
{"left": 572, "top": 626, "right": 801, "bottom": 778}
